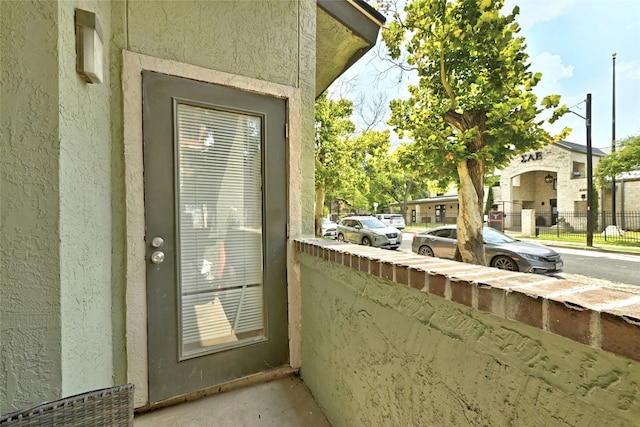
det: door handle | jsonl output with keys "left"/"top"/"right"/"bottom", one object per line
{"left": 151, "top": 251, "right": 165, "bottom": 264}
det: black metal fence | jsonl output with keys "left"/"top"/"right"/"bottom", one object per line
{"left": 501, "top": 211, "right": 640, "bottom": 245}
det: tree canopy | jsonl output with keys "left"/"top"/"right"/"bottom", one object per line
{"left": 383, "top": 0, "right": 568, "bottom": 265}
{"left": 596, "top": 134, "right": 640, "bottom": 186}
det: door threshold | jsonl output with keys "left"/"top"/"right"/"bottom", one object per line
{"left": 135, "top": 365, "right": 297, "bottom": 414}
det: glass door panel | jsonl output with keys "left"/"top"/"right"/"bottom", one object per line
{"left": 176, "top": 104, "right": 264, "bottom": 359}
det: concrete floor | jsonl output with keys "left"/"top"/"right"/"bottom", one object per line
{"left": 134, "top": 375, "right": 331, "bottom": 427}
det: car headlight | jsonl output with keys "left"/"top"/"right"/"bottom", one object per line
{"left": 520, "top": 253, "right": 547, "bottom": 262}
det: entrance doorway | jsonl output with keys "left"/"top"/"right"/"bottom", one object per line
{"left": 142, "top": 71, "right": 288, "bottom": 403}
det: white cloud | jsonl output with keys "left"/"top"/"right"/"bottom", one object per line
{"left": 504, "top": 0, "right": 577, "bottom": 31}
{"left": 530, "top": 52, "right": 575, "bottom": 96}
{"left": 527, "top": 52, "right": 578, "bottom": 139}
{"left": 617, "top": 60, "right": 640, "bottom": 80}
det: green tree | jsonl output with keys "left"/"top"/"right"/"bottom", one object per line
{"left": 315, "top": 93, "right": 382, "bottom": 233}
{"left": 596, "top": 134, "right": 640, "bottom": 186}
{"left": 364, "top": 134, "right": 440, "bottom": 219}
{"left": 383, "top": 0, "right": 568, "bottom": 265}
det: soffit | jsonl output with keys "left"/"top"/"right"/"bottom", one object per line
{"left": 316, "top": 0, "right": 385, "bottom": 98}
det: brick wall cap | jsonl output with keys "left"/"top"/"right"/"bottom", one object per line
{"left": 515, "top": 279, "right": 595, "bottom": 299}
{"left": 601, "top": 301, "right": 640, "bottom": 318}
{"left": 482, "top": 272, "right": 557, "bottom": 289}
{"left": 548, "top": 287, "right": 640, "bottom": 312}
{"left": 294, "top": 238, "right": 640, "bottom": 363}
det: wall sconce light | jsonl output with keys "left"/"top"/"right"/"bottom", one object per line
{"left": 75, "top": 9, "right": 103, "bottom": 84}
{"left": 544, "top": 174, "right": 554, "bottom": 183}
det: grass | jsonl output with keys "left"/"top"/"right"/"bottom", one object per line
{"left": 522, "top": 232, "right": 640, "bottom": 251}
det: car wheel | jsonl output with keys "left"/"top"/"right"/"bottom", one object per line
{"left": 337, "top": 233, "right": 345, "bottom": 242}
{"left": 362, "top": 236, "right": 371, "bottom": 246}
{"left": 418, "top": 246, "right": 434, "bottom": 257}
{"left": 492, "top": 256, "right": 518, "bottom": 271}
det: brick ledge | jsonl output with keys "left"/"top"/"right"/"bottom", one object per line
{"left": 294, "top": 238, "right": 640, "bottom": 362}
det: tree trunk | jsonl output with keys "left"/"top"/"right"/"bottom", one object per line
{"left": 443, "top": 110, "right": 487, "bottom": 265}
{"left": 315, "top": 186, "right": 326, "bottom": 237}
{"left": 455, "top": 158, "right": 486, "bottom": 265}
{"left": 402, "top": 178, "right": 413, "bottom": 221}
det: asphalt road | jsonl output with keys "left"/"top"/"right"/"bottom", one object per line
{"left": 550, "top": 247, "right": 640, "bottom": 287}
{"left": 399, "top": 232, "right": 640, "bottom": 288}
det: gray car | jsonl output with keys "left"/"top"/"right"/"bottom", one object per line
{"left": 337, "top": 216, "right": 402, "bottom": 249}
{"left": 411, "top": 225, "right": 563, "bottom": 273}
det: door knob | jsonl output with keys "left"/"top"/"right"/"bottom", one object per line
{"left": 151, "top": 251, "right": 165, "bottom": 264}
{"left": 151, "top": 237, "right": 164, "bottom": 248}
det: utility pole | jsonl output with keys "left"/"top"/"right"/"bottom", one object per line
{"left": 568, "top": 95, "right": 594, "bottom": 247}
{"left": 586, "top": 94, "right": 593, "bottom": 247}
{"left": 612, "top": 53, "right": 617, "bottom": 226}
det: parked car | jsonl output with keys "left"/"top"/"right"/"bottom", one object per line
{"left": 321, "top": 218, "right": 337, "bottom": 238}
{"left": 411, "top": 225, "right": 563, "bottom": 274}
{"left": 376, "top": 213, "right": 406, "bottom": 230}
{"left": 337, "top": 216, "right": 402, "bottom": 249}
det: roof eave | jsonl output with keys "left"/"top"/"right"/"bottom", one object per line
{"left": 315, "top": 0, "right": 385, "bottom": 98}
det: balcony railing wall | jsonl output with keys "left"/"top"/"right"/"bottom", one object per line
{"left": 296, "top": 240, "right": 640, "bottom": 427}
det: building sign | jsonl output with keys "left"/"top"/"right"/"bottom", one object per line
{"left": 520, "top": 151, "right": 542, "bottom": 163}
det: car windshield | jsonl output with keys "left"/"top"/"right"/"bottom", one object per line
{"left": 483, "top": 227, "right": 516, "bottom": 244}
{"left": 360, "top": 218, "right": 387, "bottom": 229}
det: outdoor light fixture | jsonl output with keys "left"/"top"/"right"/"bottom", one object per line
{"left": 75, "top": 9, "right": 103, "bottom": 84}
{"left": 544, "top": 174, "right": 554, "bottom": 183}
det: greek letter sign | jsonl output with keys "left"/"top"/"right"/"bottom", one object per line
{"left": 521, "top": 151, "right": 542, "bottom": 163}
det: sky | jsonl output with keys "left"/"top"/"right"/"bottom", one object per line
{"left": 329, "top": 0, "right": 640, "bottom": 153}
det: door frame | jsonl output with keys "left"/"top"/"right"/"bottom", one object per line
{"left": 123, "top": 51, "right": 303, "bottom": 408}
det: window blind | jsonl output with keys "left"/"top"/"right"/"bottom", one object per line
{"left": 176, "top": 103, "right": 264, "bottom": 358}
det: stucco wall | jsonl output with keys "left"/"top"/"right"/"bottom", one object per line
{"left": 58, "top": 1, "right": 115, "bottom": 397}
{"left": 127, "top": 1, "right": 298, "bottom": 89}
{"left": 2, "top": 0, "right": 317, "bottom": 412}
{"left": 299, "top": 253, "right": 640, "bottom": 426}
{"left": 1, "top": 0, "right": 63, "bottom": 411}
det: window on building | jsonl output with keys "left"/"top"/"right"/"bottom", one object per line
{"left": 572, "top": 161, "right": 585, "bottom": 178}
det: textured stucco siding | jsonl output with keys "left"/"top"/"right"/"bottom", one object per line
{"left": 1, "top": 0, "right": 63, "bottom": 412}
{"left": 299, "top": 253, "right": 640, "bottom": 427}
{"left": 298, "top": 0, "right": 316, "bottom": 235}
{"left": 2, "top": 0, "right": 317, "bottom": 411}
{"left": 58, "top": 1, "right": 114, "bottom": 396}
{"left": 126, "top": 0, "right": 299, "bottom": 89}
{"left": 1, "top": 0, "right": 118, "bottom": 411}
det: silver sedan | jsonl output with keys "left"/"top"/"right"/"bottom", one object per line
{"left": 411, "top": 225, "right": 563, "bottom": 273}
